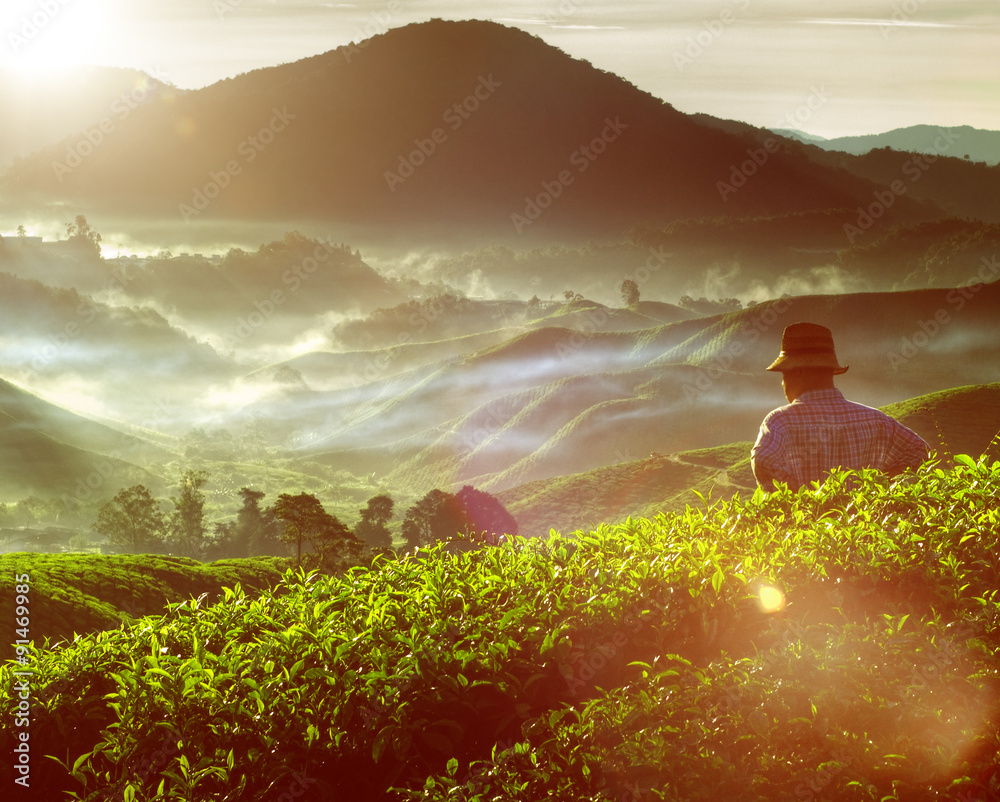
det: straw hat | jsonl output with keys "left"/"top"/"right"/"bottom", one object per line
{"left": 766, "top": 322, "right": 849, "bottom": 374}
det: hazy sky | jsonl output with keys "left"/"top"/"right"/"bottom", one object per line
{"left": 1, "top": 0, "right": 997, "bottom": 137}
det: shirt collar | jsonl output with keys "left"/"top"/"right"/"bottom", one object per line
{"left": 792, "top": 387, "right": 845, "bottom": 404}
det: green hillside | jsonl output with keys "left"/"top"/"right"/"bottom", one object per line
{"left": 0, "top": 414, "right": 162, "bottom": 502}
{"left": 0, "top": 554, "right": 287, "bottom": 662}
{"left": 0, "top": 379, "right": 170, "bottom": 463}
{"left": 493, "top": 383, "right": 1000, "bottom": 537}
{"left": 881, "top": 383, "right": 1000, "bottom": 458}
{"left": 497, "top": 452, "right": 717, "bottom": 536}
{"left": 283, "top": 280, "right": 999, "bottom": 503}
{"left": 0, "top": 378, "right": 171, "bottom": 501}
{"left": 3, "top": 457, "right": 998, "bottom": 800}
{"left": 496, "top": 441, "right": 757, "bottom": 536}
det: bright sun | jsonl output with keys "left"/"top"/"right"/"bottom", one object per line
{"left": 3, "top": 3, "right": 113, "bottom": 76}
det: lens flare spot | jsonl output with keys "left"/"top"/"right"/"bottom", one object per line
{"left": 758, "top": 585, "right": 786, "bottom": 613}
{"left": 175, "top": 117, "right": 198, "bottom": 137}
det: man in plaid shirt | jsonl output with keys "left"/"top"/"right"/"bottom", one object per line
{"left": 752, "top": 322, "right": 930, "bottom": 491}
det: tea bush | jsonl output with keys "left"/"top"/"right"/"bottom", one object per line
{"left": 2, "top": 457, "right": 998, "bottom": 800}
{"left": 0, "top": 554, "right": 288, "bottom": 663}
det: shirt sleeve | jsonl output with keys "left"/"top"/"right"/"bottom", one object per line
{"left": 751, "top": 415, "right": 785, "bottom": 490}
{"left": 883, "top": 421, "right": 931, "bottom": 476}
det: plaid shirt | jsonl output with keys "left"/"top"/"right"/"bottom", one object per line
{"left": 751, "top": 388, "right": 930, "bottom": 490}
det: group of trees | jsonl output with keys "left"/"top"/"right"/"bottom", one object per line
{"left": 90, "top": 474, "right": 518, "bottom": 569}
{"left": 92, "top": 470, "right": 220, "bottom": 558}
{"left": 402, "top": 485, "right": 518, "bottom": 550}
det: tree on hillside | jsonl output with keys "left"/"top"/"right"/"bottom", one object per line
{"left": 401, "top": 489, "right": 471, "bottom": 550}
{"left": 168, "top": 470, "right": 210, "bottom": 558}
{"left": 92, "top": 485, "right": 166, "bottom": 553}
{"left": 456, "top": 485, "right": 518, "bottom": 545}
{"left": 621, "top": 279, "right": 640, "bottom": 308}
{"left": 235, "top": 488, "right": 285, "bottom": 556}
{"left": 271, "top": 492, "right": 360, "bottom": 567}
{"left": 208, "top": 487, "right": 286, "bottom": 560}
{"left": 354, "top": 494, "right": 394, "bottom": 550}
{"left": 65, "top": 214, "right": 102, "bottom": 257}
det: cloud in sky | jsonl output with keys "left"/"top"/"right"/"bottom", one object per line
{"left": 0, "top": 0, "right": 997, "bottom": 136}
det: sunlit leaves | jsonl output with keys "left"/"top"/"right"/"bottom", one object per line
{"left": 3, "top": 458, "right": 1000, "bottom": 800}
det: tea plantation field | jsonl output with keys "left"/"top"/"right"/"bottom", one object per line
{"left": 2, "top": 457, "right": 999, "bottom": 800}
{"left": 0, "top": 555, "right": 288, "bottom": 664}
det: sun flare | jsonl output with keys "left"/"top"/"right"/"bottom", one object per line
{"left": 758, "top": 585, "right": 787, "bottom": 614}
{"left": 3, "top": 4, "right": 114, "bottom": 77}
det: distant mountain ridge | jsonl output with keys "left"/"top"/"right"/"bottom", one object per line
{"left": 1, "top": 19, "right": 940, "bottom": 238}
{"left": 772, "top": 124, "right": 1000, "bottom": 166}
{"left": 0, "top": 66, "right": 177, "bottom": 168}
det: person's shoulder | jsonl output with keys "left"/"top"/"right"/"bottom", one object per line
{"left": 838, "top": 394, "right": 896, "bottom": 419}
{"left": 839, "top": 394, "right": 918, "bottom": 432}
{"left": 761, "top": 401, "right": 796, "bottom": 426}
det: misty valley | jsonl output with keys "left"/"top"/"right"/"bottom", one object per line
{"left": 2, "top": 213, "right": 998, "bottom": 556}
{"left": 1, "top": 16, "right": 1000, "bottom": 802}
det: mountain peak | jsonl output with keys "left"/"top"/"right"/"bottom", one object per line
{"left": 1, "top": 18, "right": 938, "bottom": 238}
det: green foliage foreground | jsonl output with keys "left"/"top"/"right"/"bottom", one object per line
{"left": 3, "top": 458, "right": 999, "bottom": 800}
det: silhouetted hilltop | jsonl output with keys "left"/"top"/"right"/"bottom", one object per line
{"left": 801, "top": 145, "right": 1000, "bottom": 224}
{"left": 1, "top": 20, "right": 938, "bottom": 238}
{"left": 775, "top": 124, "right": 1000, "bottom": 167}
{"left": 697, "top": 115, "right": 1000, "bottom": 225}
{"left": 0, "top": 66, "right": 177, "bottom": 168}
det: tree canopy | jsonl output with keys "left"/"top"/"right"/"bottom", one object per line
{"left": 271, "top": 492, "right": 360, "bottom": 568}
{"left": 354, "top": 495, "right": 394, "bottom": 550}
{"left": 402, "top": 486, "right": 517, "bottom": 550}
{"left": 168, "top": 470, "right": 210, "bottom": 559}
{"left": 92, "top": 485, "right": 165, "bottom": 553}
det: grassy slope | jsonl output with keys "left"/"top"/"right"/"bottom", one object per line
{"left": 494, "top": 382, "right": 1000, "bottom": 537}
{"left": 297, "top": 282, "right": 998, "bottom": 505}
{"left": 4, "top": 459, "right": 998, "bottom": 801}
{"left": 881, "top": 382, "right": 1000, "bottom": 457}
{"left": 0, "top": 379, "right": 170, "bottom": 500}
{"left": 0, "top": 413, "right": 162, "bottom": 500}
{"left": 0, "top": 554, "right": 288, "bottom": 662}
